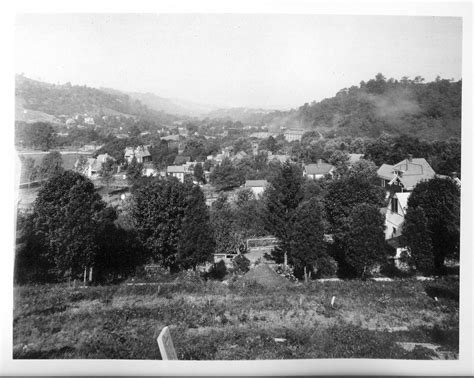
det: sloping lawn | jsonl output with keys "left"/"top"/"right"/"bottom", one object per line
{"left": 13, "top": 277, "right": 458, "bottom": 360}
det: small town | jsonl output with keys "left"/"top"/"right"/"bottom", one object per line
{"left": 10, "top": 11, "right": 466, "bottom": 369}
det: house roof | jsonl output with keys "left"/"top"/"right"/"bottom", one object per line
{"left": 305, "top": 162, "right": 334, "bottom": 175}
{"left": 167, "top": 165, "right": 185, "bottom": 173}
{"left": 392, "top": 158, "right": 436, "bottom": 189}
{"left": 377, "top": 164, "right": 395, "bottom": 180}
{"left": 245, "top": 180, "right": 268, "bottom": 188}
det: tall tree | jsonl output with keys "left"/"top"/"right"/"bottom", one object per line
{"left": 328, "top": 150, "right": 350, "bottom": 178}
{"left": 193, "top": 162, "right": 206, "bottom": 184}
{"left": 31, "top": 171, "right": 108, "bottom": 280}
{"left": 402, "top": 207, "right": 434, "bottom": 274}
{"left": 130, "top": 178, "right": 214, "bottom": 272}
{"left": 405, "top": 177, "right": 460, "bottom": 272}
{"left": 210, "top": 194, "right": 241, "bottom": 255}
{"left": 324, "top": 176, "right": 385, "bottom": 239}
{"left": 263, "top": 161, "right": 304, "bottom": 264}
{"left": 209, "top": 157, "right": 243, "bottom": 191}
{"left": 289, "top": 198, "right": 329, "bottom": 278}
{"left": 176, "top": 185, "right": 215, "bottom": 270}
{"left": 344, "top": 203, "right": 387, "bottom": 278}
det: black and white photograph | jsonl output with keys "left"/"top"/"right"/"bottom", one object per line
{"left": 2, "top": 1, "right": 473, "bottom": 375}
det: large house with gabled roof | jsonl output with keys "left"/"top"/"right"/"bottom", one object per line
{"left": 377, "top": 155, "right": 435, "bottom": 242}
{"left": 377, "top": 155, "right": 436, "bottom": 193}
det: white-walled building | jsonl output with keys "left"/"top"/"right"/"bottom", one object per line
{"left": 167, "top": 165, "right": 186, "bottom": 183}
{"left": 244, "top": 180, "right": 268, "bottom": 199}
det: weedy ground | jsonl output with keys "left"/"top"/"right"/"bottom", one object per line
{"left": 13, "top": 276, "right": 459, "bottom": 360}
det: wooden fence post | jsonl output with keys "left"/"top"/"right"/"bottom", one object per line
{"left": 157, "top": 326, "right": 178, "bottom": 360}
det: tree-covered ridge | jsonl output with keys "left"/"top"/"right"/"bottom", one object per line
{"left": 275, "top": 74, "right": 461, "bottom": 140}
{"left": 15, "top": 75, "right": 177, "bottom": 123}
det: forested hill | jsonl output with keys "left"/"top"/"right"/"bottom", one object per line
{"left": 15, "top": 75, "right": 178, "bottom": 123}
{"left": 272, "top": 74, "right": 462, "bottom": 140}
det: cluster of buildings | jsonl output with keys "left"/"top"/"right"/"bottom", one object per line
{"left": 249, "top": 128, "right": 306, "bottom": 143}
{"left": 376, "top": 154, "right": 460, "bottom": 268}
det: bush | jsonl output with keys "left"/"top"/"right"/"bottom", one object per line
{"left": 314, "top": 256, "right": 338, "bottom": 278}
{"left": 231, "top": 254, "right": 250, "bottom": 274}
{"left": 274, "top": 264, "right": 298, "bottom": 282}
{"left": 206, "top": 260, "right": 227, "bottom": 280}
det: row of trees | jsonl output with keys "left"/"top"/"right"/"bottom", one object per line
{"left": 15, "top": 157, "right": 460, "bottom": 284}
{"left": 262, "top": 162, "right": 387, "bottom": 278}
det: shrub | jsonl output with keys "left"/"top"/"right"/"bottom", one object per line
{"left": 206, "top": 260, "right": 227, "bottom": 280}
{"left": 314, "top": 256, "right": 338, "bottom": 278}
{"left": 274, "top": 264, "right": 298, "bottom": 282}
{"left": 231, "top": 254, "right": 250, "bottom": 274}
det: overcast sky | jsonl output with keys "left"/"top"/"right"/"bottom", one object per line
{"left": 15, "top": 14, "right": 462, "bottom": 109}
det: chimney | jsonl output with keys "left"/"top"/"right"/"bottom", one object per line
{"left": 317, "top": 158, "right": 323, "bottom": 165}
{"left": 407, "top": 154, "right": 413, "bottom": 162}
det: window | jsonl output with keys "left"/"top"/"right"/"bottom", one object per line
{"left": 392, "top": 227, "right": 397, "bottom": 237}
{"left": 391, "top": 197, "right": 398, "bottom": 213}
{"left": 381, "top": 179, "right": 386, "bottom": 187}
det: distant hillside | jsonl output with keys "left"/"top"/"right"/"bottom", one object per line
{"left": 267, "top": 74, "right": 462, "bottom": 140}
{"left": 125, "top": 91, "right": 216, "bottom": 117}
{"left": 205, "top": 107, "right": 279, "bottom": 124}
{"left": 15, "top": 97, "right": 62, "bottom": 124}
{"left": 15, "top": 75, "right": 179, "bottom": 124}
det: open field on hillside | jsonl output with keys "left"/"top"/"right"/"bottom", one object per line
{"left": 13, "top": 276, "right": 458, "bottom": 360}
{"left": 17, "top": 151, "right": 92, "bottom": 172}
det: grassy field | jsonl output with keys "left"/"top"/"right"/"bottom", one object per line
{"left": 18, "top": 151, "right": 92, "bottom": 172}
{"left": 13, "top": 276, "right": 459, "bottom": 360}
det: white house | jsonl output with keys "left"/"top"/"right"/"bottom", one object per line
{"left": 244, "top": 180, "right": 268, "bottom": 199}
{"left": 167, "top": 165, "right": 186, "bottom": 183}
{"left": 382, "top": 192, "right": 411, "bottom": 240}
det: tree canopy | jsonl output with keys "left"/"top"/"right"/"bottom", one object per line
{"left": 31, "top": 171, "right": 108, "bottom": 279}
{"left": 130, "top": 177, "right": 215, "bottom": 271}
{"left": 403, "top": 177, "right": 460, "bottom": 273}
